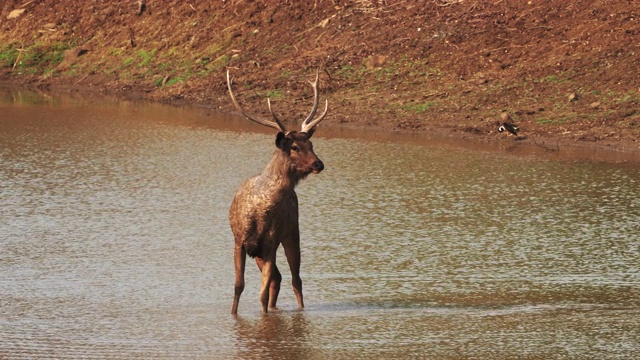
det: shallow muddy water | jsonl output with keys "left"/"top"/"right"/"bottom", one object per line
{"left": 1, "top": 89, "right": 639, "bottom": 359}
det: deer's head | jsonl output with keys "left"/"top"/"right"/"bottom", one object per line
{"left": 226, "top": 70, "right": 328, "bottom": 176}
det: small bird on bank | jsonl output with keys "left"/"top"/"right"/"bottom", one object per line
{"left": 498, "top": 122, "right": 519, "bottom": 136}
{"left": 498, "top": 112, "right": 519, "bottom": 136}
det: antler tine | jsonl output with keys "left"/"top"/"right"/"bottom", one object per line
{"left": 301, "top": 99, "right": 328, "bottom": 134}
{"left": 267, "top": 98, "right": 287, "bottom": 132}
{"left": 226, "top": 70, "right": 288, "bottom": 133}
{"left": 300, "top": 69, "right": 320, "bottom": 129}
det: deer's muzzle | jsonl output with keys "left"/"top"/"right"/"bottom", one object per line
{"left": 312, "top": 160, "right": 324, "bottom": 173}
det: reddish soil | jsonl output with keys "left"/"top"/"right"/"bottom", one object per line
{"left": 1, "top": 1, "right": 639, "bottom": 156}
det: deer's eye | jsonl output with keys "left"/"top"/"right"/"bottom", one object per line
{"left": 291, "top": 145, "right": 299, "bottom": 152}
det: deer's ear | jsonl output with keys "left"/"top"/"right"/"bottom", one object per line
{"left": 275, "top": 131, "right": 289, "bottom": 149}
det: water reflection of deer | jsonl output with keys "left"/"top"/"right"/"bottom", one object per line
{"left": 233, "top": 312, "right": 314, "bottom": 360}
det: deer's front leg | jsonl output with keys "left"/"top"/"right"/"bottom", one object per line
{"left": 284, "top": 243, "right": 304, "bottom": 309}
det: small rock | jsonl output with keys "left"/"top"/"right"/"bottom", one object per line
{"left": 7, "top": 8, "right": 26, "bottom": 19}
{"left": 590, "top": 101, "right": 601, "bottom": 109}
{"left": 319, "top": 17, "right": 331, "bottom": 28}
{"left": 65, "top": 47, "right": 87, "bottom": 60}
{"left": 57, "top": 47, "right": 88, "bottom": 69}
{"left": 568, "top": 92, "right": 578, "bottom": 102}
{"left": 365, "top": 55, "right": 388, "bottom": 69}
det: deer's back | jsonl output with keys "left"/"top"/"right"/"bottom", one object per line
{"left": 229, "top": 176, "right": 299, "bottom": 257}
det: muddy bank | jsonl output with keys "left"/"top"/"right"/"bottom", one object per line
{"left": 1, "top": 1, "right": 639, "bottom": 157}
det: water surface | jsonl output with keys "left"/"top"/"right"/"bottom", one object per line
{"left": 1, "top": 90, "right": 639, "bottom": 359}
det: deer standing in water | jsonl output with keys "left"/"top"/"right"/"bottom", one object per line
{"left": 227, "top": 70, "right": 328, "bottom": 315}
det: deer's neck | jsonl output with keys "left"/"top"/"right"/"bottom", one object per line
{"left": 260, "top": 150, "right": 302, "bottom": 191}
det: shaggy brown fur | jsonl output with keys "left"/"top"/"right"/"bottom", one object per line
{"left": 226, "top": 69, "right": 329, "bottom": 315}
{"left": 229, "top": 131, "right": 324, "bottom": 314}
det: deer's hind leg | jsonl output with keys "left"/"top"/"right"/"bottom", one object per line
{"left": 231, "top": 245, "right": 246, "bottom": 315}
{"left": 256, "top": 257, "right": 282, "bottom": 311}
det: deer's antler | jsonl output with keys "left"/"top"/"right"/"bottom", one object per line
{"left": 226, "top": 70, "right": 288, "bottom": 133}
{"left": 226, "top": 69, "right": 328, "bottom": 134}
{"left": 300, "top": 69, "right": 329, "bottom": 134}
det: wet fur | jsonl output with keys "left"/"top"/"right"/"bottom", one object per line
{"left": 229, "top": 131, "right": 322, "bottom": 314}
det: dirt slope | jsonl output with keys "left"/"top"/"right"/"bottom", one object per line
{"left": 1, "top": 1, "right": 639, "bottom": 153}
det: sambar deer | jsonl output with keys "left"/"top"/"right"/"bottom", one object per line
{"left": 226, "top": 69, "right": 328, "bottom": 315}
